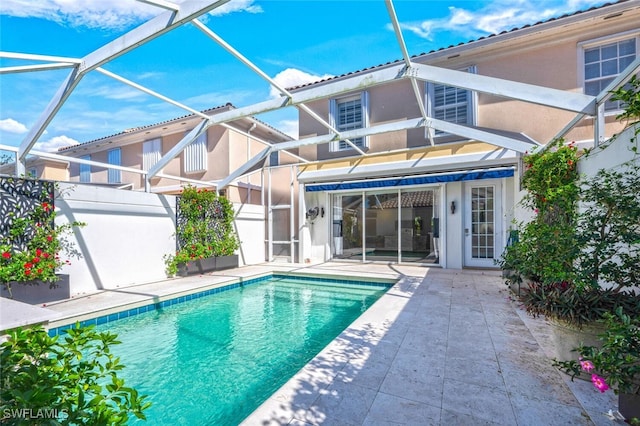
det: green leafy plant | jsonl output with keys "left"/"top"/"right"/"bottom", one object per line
{"left": 498, "top": 141, "right": 640, "bottom": 327}
{"left": 164, "top": 185, "right": 239, "bottom": 276}
{"left": 497, "top": 138, "right": 581, "bottom": 287}
{"left": 574, "top": 164, "right": 640, "bottom": 291}
{"left": 0, "top": 179, "right": 85, "bottom": 298}
{"left": 610, "top": 74, "right": 640, "bottom": 144}
{"left": 1, "top": 324, "right": 151, "bottom": 425}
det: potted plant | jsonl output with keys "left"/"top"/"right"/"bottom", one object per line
{"left": 554, "top": 307, "right": 640, "bottom": 422}
{"left": 0, "top": 177, "right": 84, "bottom": 298}
{"left": 164, "top": 185, "right": 239, "bottom": 277}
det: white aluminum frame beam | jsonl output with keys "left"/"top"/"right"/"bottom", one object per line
{"left": 217, "top": 146, "right": 272, "bottom": 190}
{"left": 0, "top": 63, "right": 77, "bottom": 74}
{"left": 0, "top": 51, "right": 82, "bottom": 64}
{"left": 16, "top": 0, "right": 230, "bottom": 168}
{"left": 553, "top": 55, "right": 640, "bottom": 145}
{"left": 192, "top": 19, "right": 365, "bottom": 155}
{"left": 95, "top": 67, "right": 210, "bottom": 120}
{"left": 385, "top": 0, "right": 432, "bottom": 145}
{"left": 273, "top": 117, "right": 537, "bottom": 154}
{"left": 147, "top": 118, "right": 211, "bottom": 182}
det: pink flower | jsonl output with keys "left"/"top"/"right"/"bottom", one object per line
{"left": 591, "top": 374, "right": 609, "bottom": 393}
{"left": 579, "top": 359, "right": 594, "bottom": 372}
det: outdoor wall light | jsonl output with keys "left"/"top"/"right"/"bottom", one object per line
{"left": 450, "top": 201, "right": 456, "bottom": 214}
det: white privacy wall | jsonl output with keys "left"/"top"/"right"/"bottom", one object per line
{"left": 233, "top": 202, "right": 266, "bottom": 267}
{"left": 578, "top": 125, "right": 639, "bottom": 177}
{"left": 55, "top": 184, "right": 177, "bottom": 295}
{"left": 55, "top": 184, "right": 267, "bottom": 297}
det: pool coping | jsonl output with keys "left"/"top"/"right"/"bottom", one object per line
{"left": 45, "top": 271, "right": 396, "bottom": 336}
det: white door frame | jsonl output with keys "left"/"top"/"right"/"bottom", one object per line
{"left": 464, "top": 179, "right": 503, "bottom": 268}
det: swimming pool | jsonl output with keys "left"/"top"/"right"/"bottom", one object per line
{"left": 55, "top": 274, "right": 391, "bottom": 425}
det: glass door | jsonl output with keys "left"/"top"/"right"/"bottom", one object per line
{"left": 332, "top": 194, "right": 363, "bottom": 260}
{"left": 400, "top": 188, "right": 440, "bottom": 263}
{"left": 364, "top": 191, "right": 400, "bottom": 262}
{"left": 464, "top": 182, "right": 502, "bottom": 267}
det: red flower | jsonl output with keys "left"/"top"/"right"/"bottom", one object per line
{"left": 37, "top": 268, "right": 43, "bottom": 274}
{"left": 36, "top": 248, "right": 43, "bottom": 256}
{"left": 2, "top": 252, "right": 10, "bottom": 259}
{"left": 42, "top": 202, "right": 51, "bottom": 211}
{"left": 24, "top": 262, "right": 33, "bottom": 269}
{"left": 32, "top": 257, "right": 40, "bottom": 263}
{"left": 46, "top": 236, "right": 53, "bottom": 242}
{"left": 25, "top": 270, "right": 31, "bottom": 276}
{"left": 42, "top": 253, "right": 49, "bottom": 259}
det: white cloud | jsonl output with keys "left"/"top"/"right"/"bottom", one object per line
{"left": 0, "top": 118, "right": 28, "bottom": 134}
{"left": 398, "top": 0, "right": 607, "bottom": 41}
{"left": 0, "top": 0, "right": 262, "bottom": 30}
{"left": 34, "top": 135, "right": 79, "bottom": 152}
{"left": 270, "top": 68, "right": 334, "bottom": 98}
{"left": 276, "top": 119, "right": 298, "bottom": 140}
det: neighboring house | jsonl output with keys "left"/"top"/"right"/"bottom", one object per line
{"left": 290, "top": 1, "right": 640, "bottom": 269}
{"left": 57, "top": 103, "right": 295, "bottom": 204}
{"left": 0, "top": 157, "right": 69, "bottom": 181}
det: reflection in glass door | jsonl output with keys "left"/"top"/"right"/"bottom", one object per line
{"left": 332, "top": 194, "right": 363, "bottom": 260}
{"left": 331, "top": 187, "right": 440, "bottom": 264}
{"left": 400, "top": 189, "right": 440, "bottom": 263}
{"left": 364, "top": 192, "right": 400, "bottom": 262}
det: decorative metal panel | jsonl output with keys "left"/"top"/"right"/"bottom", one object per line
{"left": 0, "top": 177, "right": 55, "bottom": 252}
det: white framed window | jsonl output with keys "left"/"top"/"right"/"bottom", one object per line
{"left": 107, "top": 148, "right": 121, "bottom": 184}
{"left": 426, "top": 65, "right": 477, "bottom": 137}
{"left": 581, "top": 33, "right": 638, "bottom": 111}
{"left": 143, "top": 138, "right": 162, "bottom": 171}
{"left": 329, "top": 92, "right": 369, "bottom": 152}
{"left": 269, "top": 151, "right": 279, "bottom": 167}
{"left": 80, "top": 155, "right": 91, "bottom": 183}
{"left": 183, "top": 131, "right": 207, "bottom": 173}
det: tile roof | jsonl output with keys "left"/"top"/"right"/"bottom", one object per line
{"left": 57, "top": 102, "right": 293, "bottom": 152}
{"left": 286, "top": 0, "right": 631, "bottom": 91}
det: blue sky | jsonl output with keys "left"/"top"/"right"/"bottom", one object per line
{"left": 0, "top": 0, "right": 610, "bottom": 153}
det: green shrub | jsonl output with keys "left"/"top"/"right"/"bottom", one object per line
{"left": 1, "top": 324, "right": 150, "bottom": 425}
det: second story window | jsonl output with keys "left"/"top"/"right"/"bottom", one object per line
{"left": 583, "top": 36, "right": 637, "bottom": 111}
{"left": 269, "top": 151, "right": 279, "bottom": 167}
{"left": 427, "top": 66, "right": 477, "bottom": 137}
{"left": 329, "top": 92, "right": 369, "bottom": 152}
{"left": 107, "top": 148, "right": 121, "bottom": 184}
{"left": 184, "top": 131, "right": 207, "bottom": 173}
{"left": 80, "top": 155, "right": 91, "bottom": 183}
{"left": 143, "top": 138, "right": 162, "bottom": 171}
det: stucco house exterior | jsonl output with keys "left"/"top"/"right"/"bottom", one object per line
{"left": 32, "top": 1, "right": 640, "bottom": 268}
{"left": 57, "top": 103, "right": 296, "bottom": 204}
{"left": 291, "top": 0, "right": 640, "bottom": 269}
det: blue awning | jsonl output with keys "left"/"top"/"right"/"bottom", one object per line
{"left": 305, "top": 167, "right": 514, "bottom": 192}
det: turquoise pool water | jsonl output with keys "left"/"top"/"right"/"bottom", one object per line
{"left": 93, "top": 275, "right": 389, "bottom": 425}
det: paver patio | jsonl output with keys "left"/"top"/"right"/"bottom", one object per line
{"left": 0, "top": 263, "right": 620, "bottom": 425}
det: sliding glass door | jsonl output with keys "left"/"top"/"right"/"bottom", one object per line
{"left": 331, "top": 187, "right": 440, "bottom": 264}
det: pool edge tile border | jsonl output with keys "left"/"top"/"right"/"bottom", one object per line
{"left": 46, "top": 272, "right": 397, "bottom": 337}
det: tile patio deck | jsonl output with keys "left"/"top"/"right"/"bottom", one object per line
{"left": 0, "top": 263, "right": 621, "bottom": 425}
